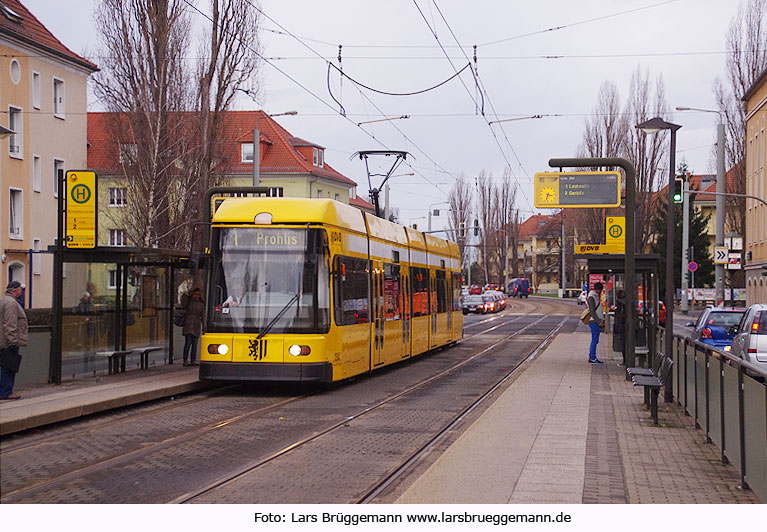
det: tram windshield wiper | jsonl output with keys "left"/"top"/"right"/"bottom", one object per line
{"left": 256, "top": 292, "right": 300, "bottom": 340}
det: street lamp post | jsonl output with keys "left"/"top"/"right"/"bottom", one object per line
{"left": 676, "top": 106, "right": 726, "bottom": 306}
{"left": 427, "top": 202, "right": 450, "bottom": 232}
{"left": 637, "top": 117, "right": 681, "bottom": 402}
{"left": 253, "top": 110, "right": 298, "bottom": 186}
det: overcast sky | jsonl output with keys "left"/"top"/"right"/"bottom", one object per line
{"left": 24, "top": 0, "right": 743, "bottom": 231}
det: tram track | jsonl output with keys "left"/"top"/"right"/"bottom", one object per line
{"left": 0, "top": 298, "right": 575, "bottom": 503}
{"left": 172, "top": 312, "right": 565, "bottom": 504}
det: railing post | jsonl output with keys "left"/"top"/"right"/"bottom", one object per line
{"left": 720, "top": 356, "right": 727, "bottom": 464}
{"left": 737, "top": 363, "right": 749, "bottom": 490}
{"left": 694, "top": 344, "right": 699, "bottom": 428}
{"left": 684, "top": 336, "right": 689, "bottom": 415}
{"left": 705, "top": 346, "right": 711, "bottom": 443}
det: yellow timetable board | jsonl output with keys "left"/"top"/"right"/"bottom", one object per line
{"left": 65, "top": 170, "right": 97, "bottom": 249}
{"left": 534, "top": 171, "right": 621, "bottom": 208}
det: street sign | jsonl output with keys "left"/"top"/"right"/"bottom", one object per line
{"left": 728, "top": 253, "right": 742, "bottom": 270}
{"left": 605, "top": 216, "right": 625, "bottom": 247}
{"left": 725, "top": 236, "right": 743, "bottom": 251}
{"left": 65, "top": 170, "right": 97, "bottom": 249}
{"left": 574, "top": 243, "right": 624, "bottom": 254}
{"left": 688, "top": 261, "right": 698, "bottom": 272}
{"left": 714, "top": 246, "right": 728, "bottom": 264}
{"left": 534, "top": 171, "right": 621, "bottom": 208}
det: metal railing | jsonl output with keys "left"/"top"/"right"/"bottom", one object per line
{"left": 658, "top": 327, "right": 767, "bottom": 502}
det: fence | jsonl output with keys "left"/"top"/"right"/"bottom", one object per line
{"left": 661, "top": 329, "right": 767, "bottom": 502}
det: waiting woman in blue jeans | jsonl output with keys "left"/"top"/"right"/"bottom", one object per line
{"left": 180, "top": 288, "right": 205, "bottom": 366}
{"left": 586, "top": 282, "right": 605, "bottom": 364}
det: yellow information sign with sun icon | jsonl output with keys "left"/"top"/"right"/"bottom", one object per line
{"left": 533, "top": 171, "right": 621, "bottom": 209}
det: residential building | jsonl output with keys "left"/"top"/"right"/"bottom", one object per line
{"left": 744, "top": 70, "right": 767, "bottom": 304}
{"left": 0, "top": 0, "right": 97, "bottom": 307}
{"left": 87, "top": 110, "right": 373, "bottom": 248}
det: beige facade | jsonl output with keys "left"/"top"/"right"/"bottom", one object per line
{"left": 744, "top": 72, "right": 767, "bottom": 305}
{"left": 1, "top": 27, "right": 95, "bottom": 308}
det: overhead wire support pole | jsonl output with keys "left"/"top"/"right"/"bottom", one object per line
{"left": 353, "top": 150, "right": 410, "bottom": 218}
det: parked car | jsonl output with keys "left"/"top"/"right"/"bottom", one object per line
{"left": 577, "top": 290, "right": 587, "bottom": 305}
{"left": 687, "top": 307, "right": 745, "bottom": 350}
{"left": 462, "top": 294, "right": 486, "bottom": 314}
{"left": 728, "top": 304, "right": 767, "bottom": 376}
{"left": 469, "top": 284, "right": 483, "bottom": 295}
{"left": 508, "top": 278, "right": 530, "bottom": 298}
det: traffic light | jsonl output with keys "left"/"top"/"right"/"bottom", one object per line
{"left": 673, "top": 177, "right": 683, "bottom": 203}
{"left": 458, "top": 221, "right": 466, "bottom": 239}
{"left": 684, "top": 246, "right": 694, "bottom": 261}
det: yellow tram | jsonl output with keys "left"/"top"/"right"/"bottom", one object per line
{"left": 199, "top": 197, "right": 463, "bottom": 382}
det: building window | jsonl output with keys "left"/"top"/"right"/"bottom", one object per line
{"left": 33, "top": 239, "right": 41, "bottom": 275}
{"left": 108, "top": 229, "right": 126, "bottom": 247}
{"left": 32, "top": 71, "right": 41, "bottom": 109}
{"left": 316, "top": 189, "right": 322, "bottom": 198}
{"left": 108, "top": 187, "right": 127, "bottom": 206}
{"left": 268, "top": 187, "right": 283, "bottom": 197}
{"left": 119, "top": 144, "right": 137, "bottom": 165}
{"left": 335, "top": 193, "right": 340, "bottom": 201}
{"left": 241, "top": 143, "right": 254, "bottom": 162}
{"left": 9, "top": 188, "right": 23, "bottom": 239}
{"left": 53, "top": 77, "right": 65, "bottom": 118}
{"left": 313, "top": 147, "right": 318, "bottom": 166}
{"left": 10, "top": 58, "right": 20, "bottom": 84}
{"left": 108, "top": 270, "right": 118, "bottom": 289}
{"left": 32, "top": 155, "right": 41, "bottom": 192}
{"left": 318, "top": 148, "right": 324, "bottom": 168}
{"left": 9, "top": 106, "right": 22, "bottom": 158}
{"left": 53, "top": 158, "right": 64, "bottom": 198}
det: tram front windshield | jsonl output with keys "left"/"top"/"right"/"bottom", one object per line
{"left": 208, "top": 227, "right": 330, "bottom": 334}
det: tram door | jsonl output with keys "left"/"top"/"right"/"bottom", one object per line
{"left": 401, "top": 267, "right": 411, "bottom": 358}
{"left": 430, "top": 269, "right": 437, "bottom": 348}
{"left": 371, "top": 260, "right": 384, "bottom": 368}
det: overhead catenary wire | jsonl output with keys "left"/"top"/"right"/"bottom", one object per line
{"left": 182, "top": 0, "right": 451, "bottom": 199}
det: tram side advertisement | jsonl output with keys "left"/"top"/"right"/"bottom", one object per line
{"left": 65, "top": 170, "right": 98, "bottom": 249}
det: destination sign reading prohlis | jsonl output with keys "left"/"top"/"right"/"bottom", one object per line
{"left": 534, "top": 171, "right": 621, "bottom": 208}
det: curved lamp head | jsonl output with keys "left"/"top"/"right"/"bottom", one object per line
{"left": 636, "top": 117, "right": 681, "bottom": 135}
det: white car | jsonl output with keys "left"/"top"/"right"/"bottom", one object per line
{"left": 577, "top": 291, "right": 587, "bottom": 305}
{"left": 728, "top": 303, "right": 767, "bottom": 377}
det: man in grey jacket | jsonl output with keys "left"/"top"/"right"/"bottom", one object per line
{"left": 587, "top": 282, "right": 605, "bottom": 364}
{"left": 0, "top": 281, "right": 28, "bottom": 400}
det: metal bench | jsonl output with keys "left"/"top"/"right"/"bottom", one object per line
{"left": 631, "top": 356, "right": 673, "bottom": 425}
{"left": 132, "top": 346, "right": 164, "bottom": 370}
{"left": 96, "top": 350, "right": 134, "bottom": 375}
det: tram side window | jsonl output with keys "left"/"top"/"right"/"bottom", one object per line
{"left": 436, "top": 270, "right": 447, "bottom": 313}
{"left": 334, "top": 257, "right": 370, "bottom": 325}
{"left": 412, "top": 267, "right": 429, "bottom": 317}
{"left": 384, "top": 263, "right": 401, "bottom": 320}
{"left": 452, "top": 272, "right": 462, "bottom": 311}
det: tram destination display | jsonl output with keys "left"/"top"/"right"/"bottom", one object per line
{"left": 534, "top": 171, "right": 621, "bottom": 208}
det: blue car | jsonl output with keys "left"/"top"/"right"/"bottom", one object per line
{"left": 687, "top": 307, "right": 746, "bottom": 350}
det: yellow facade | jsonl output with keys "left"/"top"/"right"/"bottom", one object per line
{"left": 745, "top": 74, "right": 767, "bottom": 304}
{"left": 0, "top": 37, "right": 94, "bottom": 307}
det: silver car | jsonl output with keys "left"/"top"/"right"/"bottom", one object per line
{"left": 728, "top": 303, "right": 767, "bottom": 377}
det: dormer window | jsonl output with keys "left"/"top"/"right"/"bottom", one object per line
{"left": 241, "top": 142, "right": 254, "bottom": 162}
{"left": 313, "top": 147, "right": 324, "bottom": 167}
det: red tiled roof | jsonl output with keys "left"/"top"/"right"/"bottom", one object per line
{"left": 517, "top": 214, "right": 556, "bottom": 240}
{"left": 349, "top": 194, "right": 375, "bottom": 211}
{"left": 0, "top": 0, "right": 97, "bottom": 71}
{"left": 87, "top": 111, "right": 360, "bottom": 188}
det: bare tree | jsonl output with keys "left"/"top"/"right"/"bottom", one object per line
{"left": 475, "top": 170, "right": 499, "bottom": 282}
{"left": 623, "top": 66, "right": 670, "bottom": 252}
{"left": 714, "top": 0, "right": 767, "bottom": 236}
{"left": 94, "top": 0, "right": 192, "bottom": 248}
{"left": 189, "top": 0, "right": 262, "bottom": 241}
{"left": 576, "top": 81, "right": 628, "bottom": 243}
{"left": 490, "top": 168, "right": 517, "bottom": 286}
{"left": 447, "top": 174, "right": 473, "bottom": 272}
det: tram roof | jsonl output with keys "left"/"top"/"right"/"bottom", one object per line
{"left": 425, "top": 233, "right": 452, "bottom": 256}
{"left": 211, "top": 197, "right": 367, "bottom": 233}
{"left": 364, "top": 213, "right": 409, "bottom": 246}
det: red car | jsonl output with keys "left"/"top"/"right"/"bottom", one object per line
{"left": 469, "top": 284, "right": 482, "bottom": 295}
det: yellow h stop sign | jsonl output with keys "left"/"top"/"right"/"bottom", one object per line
{"left": 605, "top": 216, "right": 625, "bottom": 249}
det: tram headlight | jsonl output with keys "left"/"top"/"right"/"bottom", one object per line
{"left": 208, "top": 344, "right": 229, "bottom": 355}
{"left": 289, "top": 344, "right": 311, "bottom": 356}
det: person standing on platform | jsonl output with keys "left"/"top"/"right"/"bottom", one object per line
{"left": 0, "top": 281, "right": 28, "bottom": 400}
{"left": 587, "top": 282, "right": 605, "bottom": 364}
{"left": 181, "top": 288, "right": 204, "bottom": 366}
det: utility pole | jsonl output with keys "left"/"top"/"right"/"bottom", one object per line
{"left": 681, "top": 178, "right": 690, "bottom": 314}
{"left": 561, "top": 210, "right": 566, "bottom": 298}
{"left": 715, "top": 121, "right": 725, "bottom": 306}
{"left": 384, "top": 184, "right": 390, "bottom": 221}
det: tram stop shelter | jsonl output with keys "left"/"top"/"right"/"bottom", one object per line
{"left": 584, "top": 254, "right": 661, "bottom": 369}
{"left": 48, "top": 245, "right": 197, "bottom": 384}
